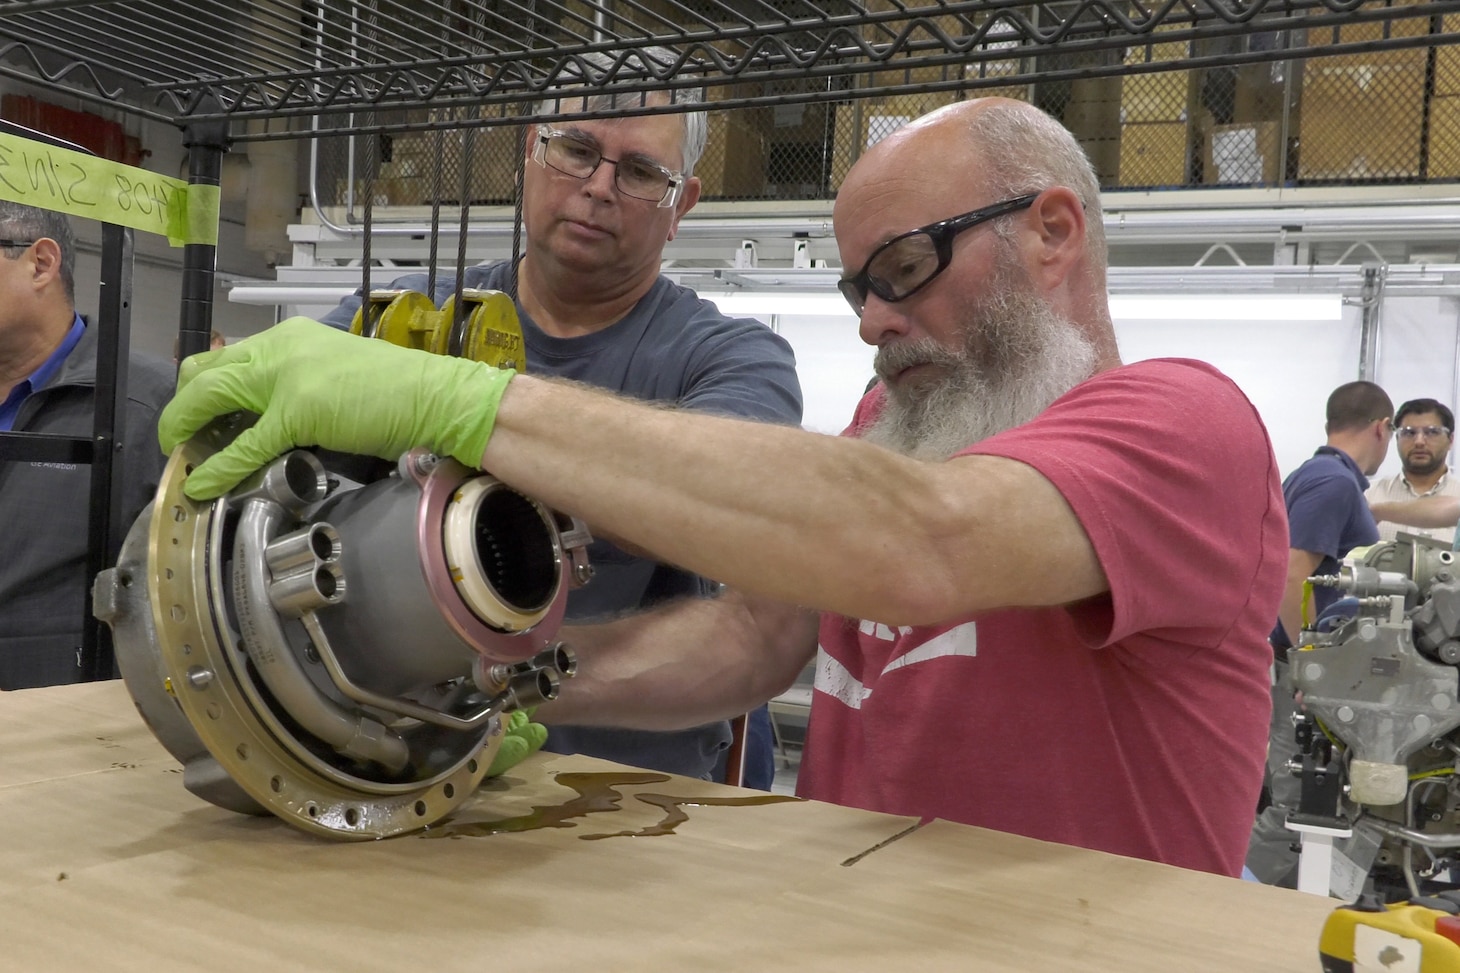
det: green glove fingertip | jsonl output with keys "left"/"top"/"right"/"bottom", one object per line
{"left": 518, "top": 720, "right": 548, "bottom": 754}
{"left": 487, "top": 737, "right": 528, "bottom": 778}
{"left": 485, "top": 710, "right": 548, "bottom": 777}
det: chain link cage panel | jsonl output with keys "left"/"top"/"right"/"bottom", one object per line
{"left": 312, "top": 26, "right": 1460, "bottom": 213}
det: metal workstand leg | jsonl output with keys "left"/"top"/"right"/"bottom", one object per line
{"left": 177, "top": 115, "right": 230, "bottom": 361}
{"left": 1289, "top": 817, "right": 1353, "bottom": 897}
{"left": 78, "top": 223, "right": 135, "bottom": 682}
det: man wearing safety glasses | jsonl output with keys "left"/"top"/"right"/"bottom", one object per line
{"left": 321, "top": 53, "right": 803, "bottom": 787}
{"left": 163, "top": 98, "right": 1286, "bottom": 876}
{"left": 1364, "top": 397, "right": 1460, "bottom": 544}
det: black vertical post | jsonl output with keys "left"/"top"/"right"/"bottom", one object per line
{"left": 78, "top": 223, "right": 135, "bottom": 682}
{"left": 177, "top": 114, "right": 231, "bottom": 361}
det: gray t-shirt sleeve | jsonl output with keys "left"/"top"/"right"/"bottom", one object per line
{"left": 674, "top": 311, "right": 804, "bottom": 427}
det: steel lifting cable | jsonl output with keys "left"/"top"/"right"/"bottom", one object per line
{"left": 510, "top": 121, "right": 526, "bottom": 304}
{"left": 357, "top": 0, "right": 381, "bottom": 336}
{"left": 360, "top": 131, "right": 376, "bottom": 335}
{"left": 427, "top": 127, "right": 445, "bottom": 302}
{"left": 510, "top": 0, "right": 540, "bottom": 305}
{"left": 450, "top": 120, "right": 475, "bottom": 358}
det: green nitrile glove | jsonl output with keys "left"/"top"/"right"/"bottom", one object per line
{"left": 486, "top": 708, "right": 548, "bottom": 778}
{"left": 158, "top": 317, "right": 514, "bottom": 500}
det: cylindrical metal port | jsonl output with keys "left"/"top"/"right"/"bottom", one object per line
{"left": 506, "top": 668, "right": 561, "bottom": 710}
{"left": 533, "top": 642, "right": 576, "bottom": 679}
{"left": 266, "top": 522, "right": 346, "bottom": 617}
{"left": 442, "top": 477, "right": 561, "bottom": 632}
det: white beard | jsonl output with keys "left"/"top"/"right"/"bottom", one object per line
{"left": 861, "top": 256, "right": 1099, "bottom": 461}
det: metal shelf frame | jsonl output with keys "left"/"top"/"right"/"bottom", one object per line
{"left": 0, "top": 1, "right": 1457, "bottom": 140}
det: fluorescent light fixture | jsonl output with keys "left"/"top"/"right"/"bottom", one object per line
{"left": 1109, "top": 294, "right": 1343, "bottom": 321}
{"left": 229, "top": 284, "right": 358, "bottom": 306}
{"left": 703, "top": 291, "right": 856, "bottom": 318}
{"left": 709, "top": 291, "right": 1343, "bottom": 322}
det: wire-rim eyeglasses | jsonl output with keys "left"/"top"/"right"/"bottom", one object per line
{"left": 533, "top": 127, "right": 684, "bottom": 209}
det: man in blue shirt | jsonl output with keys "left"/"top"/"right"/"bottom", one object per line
{"left": 1247, "top": 379, "right": 1394, "bottom": 885}
{"left": 0, "top": 202, "right": 173, "bottom": 689}
{"left": 1272, "top": 382, "right": 1394, "bottom": 649}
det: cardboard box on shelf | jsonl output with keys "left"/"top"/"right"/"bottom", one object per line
{"left": 386, "top": 124, "right": 522, "bottom": 204}
{"left": 1296, "top": 4, "right": 1428, "bottom": 180}
{"left": 1062, "top": 76, "right": 1124, "bottom": 184}
{"left": 1119, "top": 70, "right": 1191, "bottom": 124}
{"left": 1118, "top": 120, "right": 1191, "bottom": 187}
{"left": 1297, "top": 56, "right": 1425, "bottom": 180}
{"left": 1436, "top": 14, "right": 1460, "bottom": 98}
{"left": 698, "top": 107, "right": 770, "bottom": 198}
{"left": 334, "top": 177, "right": 416, "bottom": 208}
{"left": 1428, "top": 95, "right": 1460, "bottom": 179}
{"left": 1201, "top": 119, "right": 1284, "bottom": 185}
{"left": 1120, "top": 27, "right": 1191, "bottom": 124}
{"left": 1232, "top": 62, "right": 1289, "bottom": 123}
{"left": 827, "top": 91, "right": 964, "bottom": 191}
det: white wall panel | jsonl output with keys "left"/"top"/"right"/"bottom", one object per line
{"left": 743, "top": 311, "right": 874, "bottom": 435}
{"left": 1114, "top": 307, "right": 1365, "bottom": 479}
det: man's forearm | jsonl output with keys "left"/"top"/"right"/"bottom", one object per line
{"left": 1277, "top": 584, "right": 1304, "bottom": 648}
{"left": 1277, "top": 549, "right": 1324, "bottom": 645}
{"left": 482, "top": 375, "right": 1106, "bottom": 626}
{"left": 539, "top": 590, "right": 820, "bottom": 731}
{"left": 1371, "top": 495, "right": 1460, "bottom": 529}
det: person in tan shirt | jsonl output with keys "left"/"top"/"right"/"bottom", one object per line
{"left": 1366, "top": 397, "right": 1460, "bottom": 544}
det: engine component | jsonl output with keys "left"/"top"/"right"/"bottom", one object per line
{"left": 1286, "top": 534, "right": 1460, "bottom": 895}
{"left": 94, "top": 414, "right": 591, "bottom": 839}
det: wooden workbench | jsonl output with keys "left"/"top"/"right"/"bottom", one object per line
{"left": 0, "top": 681, "right": 1333, "bottom": 971}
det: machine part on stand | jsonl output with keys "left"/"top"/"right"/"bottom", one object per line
{"left": 93, "top": 417, "right": 592, "bottom": 839}
{"left": 1286, "top": 535, "right": 1460, "bottom": 894}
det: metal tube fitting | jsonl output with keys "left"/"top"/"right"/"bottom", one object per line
{"left": 266, "top": 523, "right": 346, "bottom": 617}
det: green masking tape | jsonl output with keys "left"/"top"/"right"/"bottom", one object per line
{"left": 0, "top": 131, "right": 220, "bottom": 246}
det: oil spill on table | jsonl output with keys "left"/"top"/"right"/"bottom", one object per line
{"left": 422, "top": 771, "right": 800, "bottom": 840}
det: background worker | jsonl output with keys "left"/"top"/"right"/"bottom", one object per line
{"left": 1365, "top": 397, "right": 1458, "bottom": 544}
{"left": 1270, "top": 382, "right": 1393, "bottom": 653}
{"left": 0, "top": 202, "right": 173, "bottom": 690}
{"left": 1245, "top": 380, "right": 1393, "bottom": 886}
{"left": 322, "top": 53, "right": 803, "bottom": 785}
{"left": 159, "top": 97, "right": 1286, "bottom": 877}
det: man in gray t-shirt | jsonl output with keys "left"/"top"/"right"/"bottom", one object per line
{"left": 323, "top": 88, "right": 802, "bottom": 780}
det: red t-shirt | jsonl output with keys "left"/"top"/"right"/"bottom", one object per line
{"left": 798, "top": 359, "right": 1287, "bottom": 875}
